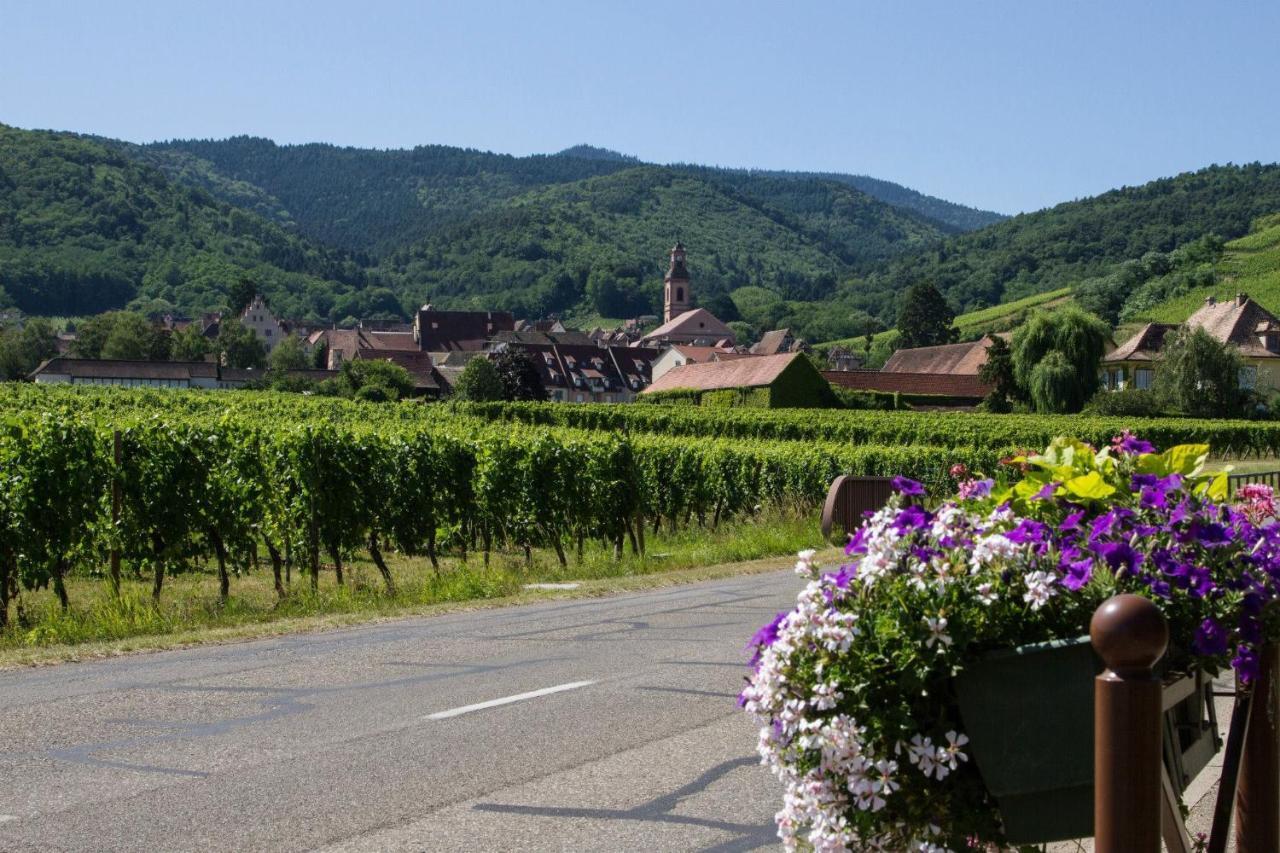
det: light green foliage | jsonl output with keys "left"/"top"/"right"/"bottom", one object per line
{"left": 1011, "top": 307, "right": 1110, "bottom": 413}
{"left": 451, "top": 357, "right": 504, "bottom": 402}
{"left": 1027, "top": 350, "right": 1079, "bottom": 414}
{"left": 216, "top": 319, "right": 266, "bottom": 369}
{"left": 1153, "top": 327, "right": 1248, "bottom": 418}
{"left": 335, "top": 359, "right": 416, "bottom": 401}
{"left": 267, "top": 335, "right": 310, "bottom": 373}
{"left": 0, "top": 318, "right": 59, "bottom": 380}
{"left": 169, "top": 324, "right": 211, "bottom": 362}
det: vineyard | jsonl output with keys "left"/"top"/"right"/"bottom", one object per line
{"left": 0, "top": 386, "right": 1004, "bottom": 637}
{"left": 458, "top": 401, "right": 1280, "bottom": 458}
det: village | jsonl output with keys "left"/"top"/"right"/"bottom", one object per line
{"left": 25, "top": 241, "right": 1280, "bottom": 412}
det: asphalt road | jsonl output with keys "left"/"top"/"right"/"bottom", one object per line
{"left": 0, "top": 569, "right": 804, "bottom": 852}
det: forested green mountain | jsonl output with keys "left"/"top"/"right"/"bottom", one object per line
{"left": 6, "top": 121, "right": 1280, "bottom": 347}
{"left": 852, "top": 164, "right": 1280, "bottom": 322}
{"left": 0, "top": 125, "right": 369, "bottom": 318}
{"left": 376, "top": 165, "right": 940, "bottom": 334}
{"left": 131, "top": 136, "right": 1002, "bottom": 255}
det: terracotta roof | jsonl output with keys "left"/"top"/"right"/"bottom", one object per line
{"left": 414, "top": 307, "right": 515, "bottom": 351}
{"left": 490, "top": 329, "right": 595, "bottom": 347}
{"left": 643, "top": 352, "right": 800, "bottom": 394}
{"left": 668, "top": 345, "right": 741, "bottom": 362}
{"left": 640, "top": 308, "right": 735, "bottom": 343}
{"left": 361, "top": 331, "right": 420, "bottom": 351}
{"left": 31, "top": 357, "right": 218, "bottom": 381}
{"left": 881, "top": 337, "right": 992, "bottom": 375}
{"left": 751, "top": 329, "right": 797, "bottom": 356}
{"left": 824, "top": 370, "right": 991, "bottom": 399}
{"left": 1102, "top": 323, "right": 1176, "bottom": 363}
{"left": 1185, "top": 295, "right": 1280, "bottom": 358}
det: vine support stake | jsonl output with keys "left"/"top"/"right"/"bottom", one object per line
{"left": 1091, "top": 593, "right": 1168, "bottom": 853}
{"left": 1236, "top": 642, "right": 1280, "bottom": 852}
{"left": 110, "top": 429, "right": 121, "bottom": 596}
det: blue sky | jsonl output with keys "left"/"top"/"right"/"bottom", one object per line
{"left": 3, "top": 1, "right": 1277, "bottom": 214}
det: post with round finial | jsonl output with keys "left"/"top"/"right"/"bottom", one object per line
{"left": 1091, "top": 594, "right": 1168, "bottom": 853}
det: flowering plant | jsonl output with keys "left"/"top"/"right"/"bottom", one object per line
{"left": 741, "top": 433, "right": 1280, "bottom": 852}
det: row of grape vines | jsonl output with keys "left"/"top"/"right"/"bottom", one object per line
{"left": 457, "top": 401, "right": 1279, "bottom": 457}
{"left": 0, "top": 387, "right": 998, "bottom": 621}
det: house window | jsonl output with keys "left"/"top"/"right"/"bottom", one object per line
{"left": 676, "top": 288, "right": 684, "bottom": 302}
{"left": 1134, "top": 369, "right": 1154, "bottom": 390}
{"left": 1240, "top": 365, "right": 1258, "bottom": 390}
{"left": 575, "top": 393, "right": 585, "bottom": 403}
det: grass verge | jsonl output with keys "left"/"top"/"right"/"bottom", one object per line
{"left": 0, "top": 510, "right": 830, "bottom": 669}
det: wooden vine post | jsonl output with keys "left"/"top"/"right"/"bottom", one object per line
{"left": 109, "top": 429, "right": 121, "bottom": 595}
{"left": 1091, "top": 594, "right": 1168, "bottom": 853}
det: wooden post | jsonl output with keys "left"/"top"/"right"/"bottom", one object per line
{"left": 1091, "top": 594, "right": 1168, "bottom": 853}
{"left": 1236, "top": 643, "right": 1280, "bottom": 852}
{"left": 110, "top": 429, "right": 121, "bottom": 595}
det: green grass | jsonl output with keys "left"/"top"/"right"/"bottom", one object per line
{"left": 1135, "top": 214, "right": 1280, "bottom": 324}
{"left": 0, "top": 509, "right": 821, "bottom": 666}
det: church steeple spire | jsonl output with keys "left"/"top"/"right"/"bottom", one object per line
{"left": 663, "top": 242, "right": 692, "bottom": 323}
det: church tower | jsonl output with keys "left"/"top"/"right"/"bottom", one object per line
{"left": 663, "top": 242, "right": 692, "bottom": 323}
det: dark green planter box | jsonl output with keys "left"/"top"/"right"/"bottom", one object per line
{"left": 954, "top": 636, "right": 1219, "bottom": 845}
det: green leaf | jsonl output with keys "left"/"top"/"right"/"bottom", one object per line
{"left": 1063, "top": 470, "right": 1115, "bottom": 501}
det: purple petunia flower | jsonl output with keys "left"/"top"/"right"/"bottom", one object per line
{"left": 891, "top": 475, "right": 926, "bottom": 496}
{"left": 747, "top": 611, "right": 788, "bottom": 665}
{"left": 1059, "top": 510, "right": 1086, "bottom": 531}
{"left": 1194, "top": 618, "right": 1230, "bottom": 656}
{"left": 1030, "top": 481, "right": 1060, "bottom": 501}
{"left": 957, "top": 478, "right": 993, "bottom": 500}
{"left": 1112, "top": 430, "right": 1156, "bottom": 456}
{"left": 1060, "top": 557, "right": 1093, "bottom": 591}
{"left": 892, "top": 505, "right": 931, "bottom": 535}
{"left": 1233, "top": 645, "right": 1261, "bottom": 683}
{"left": 1095, "top": 541, "right": 1143, "bottom": 575}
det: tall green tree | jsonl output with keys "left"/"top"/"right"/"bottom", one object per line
{"left": 976, "top": 336, "right": 1018, "bottom": 412}
{"left": 492, "top": 350, "right": 547, "bottom": 401}
{"left": 216, "top": 319, "right": 267, "bottom": 369}
{"left": 896, "top": 282, "right": 955, "bottom": 349}
{"left": 1011, "top": 307, "right": 1110, "bottom": 413}
{"left": 267, "top": 335, "right": 310, "bottom": 373}
{"left": 228, "top": 278, "right": 259, "bottom": 316}
{"left": 101, "top": 313, "right": 170, "bottom": 361}
{"left": 170, "top": 324, "right": 211, "bottom": 362}
{"left": 1154, "top": 327, "right": 1248, "bottom": 418}
{"left": 452, "top": 357, "right": 504, "bottom": 401}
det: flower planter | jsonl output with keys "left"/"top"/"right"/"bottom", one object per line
{"left": 954, "top": 636, "right": 1221, "bottom": 845}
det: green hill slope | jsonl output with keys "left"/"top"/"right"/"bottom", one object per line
{"left": 134, "top": 136, "right": 1002, "bottom": 256}
{"left": 376, "top": 166, "right": 938, "bottom": 333}
{"left": 1127, "top": 214, "right": 1280, "bottom": 324}
{"left": 855, "top": 164, "right": 1280, "bottom": 323}
{"left": 0, "top": 125, "right": 368, "bottom": 318}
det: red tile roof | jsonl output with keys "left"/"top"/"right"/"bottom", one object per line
{"left": 881, "top": 337, "right": 992, "bottom": 375}
{"left": 824, "top": 370, "right": 991, "bottom": 399}
{"left": 1102, "top": 323, "right": 1176, "bottom": 363}
{"left": 643, "top": 352, "right": 800, "bottom": 394}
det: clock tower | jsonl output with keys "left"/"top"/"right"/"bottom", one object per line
{"left": 662, "top": 242, "right": 692, "bottom": 323}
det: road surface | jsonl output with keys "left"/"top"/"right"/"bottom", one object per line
{"left": 0, "top": 570, "right": 803, "bottom": 852}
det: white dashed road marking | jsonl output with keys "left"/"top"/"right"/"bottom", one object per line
{"left": 0, "top": 816, "right": 18, "bottom": 824}
{"left": 423, "top": 681, "right": 596, "bottom": 720}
